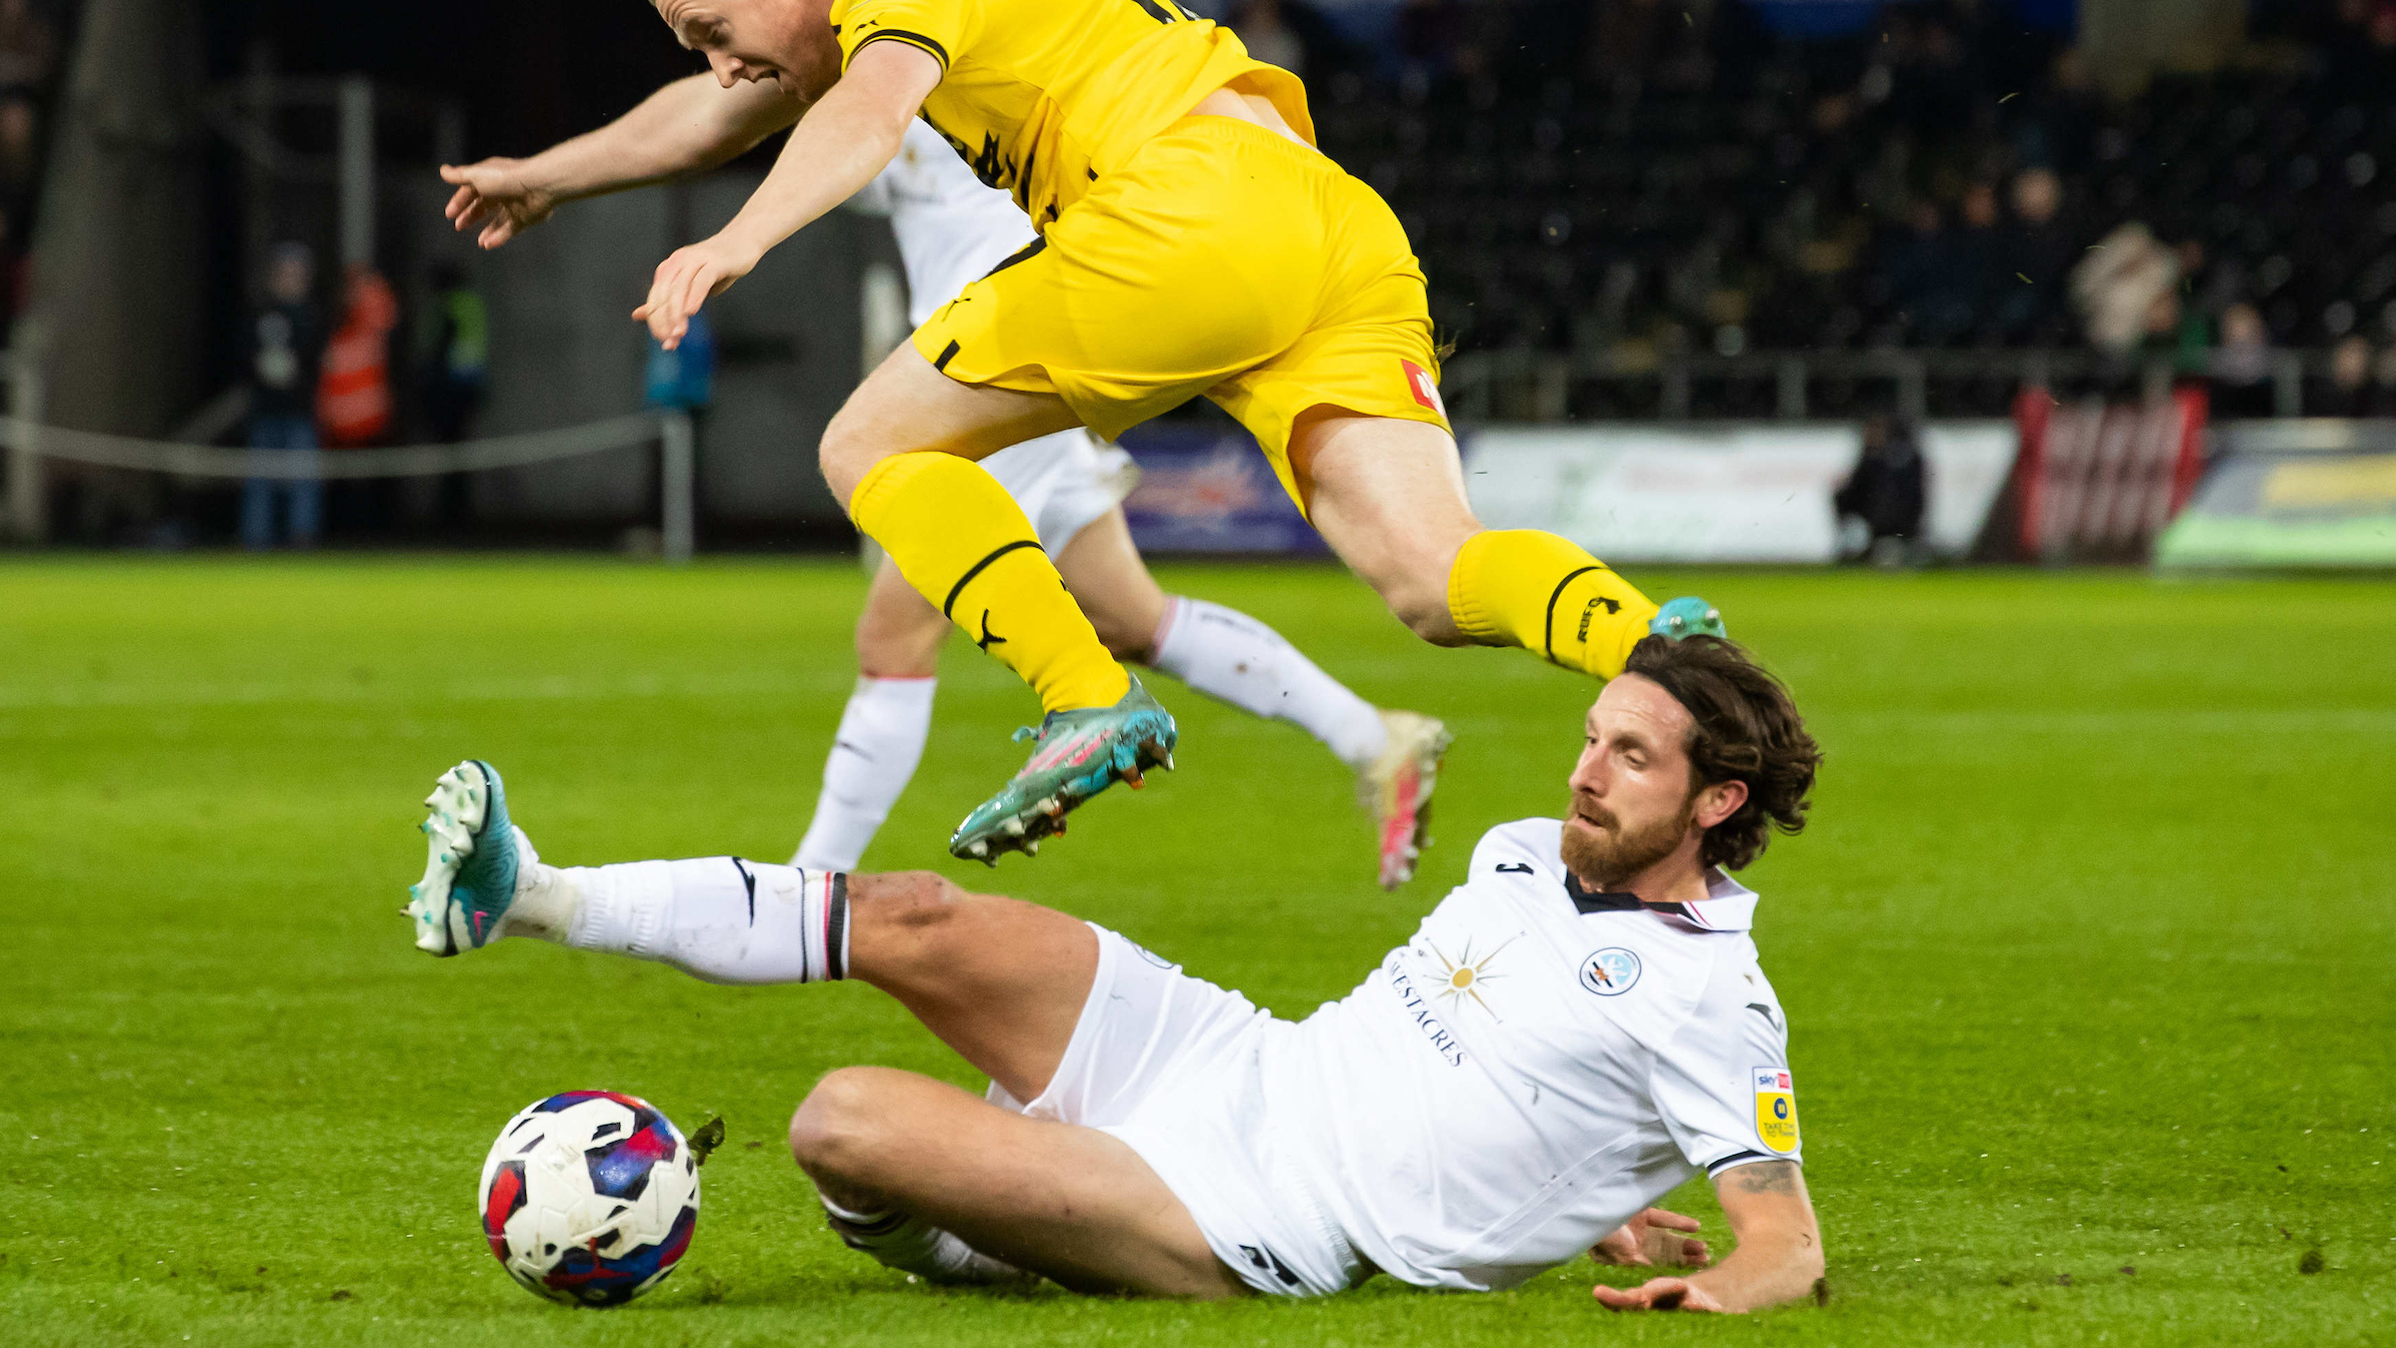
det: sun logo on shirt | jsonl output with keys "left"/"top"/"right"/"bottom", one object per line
{"left": 1429, "top": 935, "right": 1518, "bottom": 1019}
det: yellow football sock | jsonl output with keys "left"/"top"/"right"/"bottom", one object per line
{"left": 1446, "top": 529, "right": 1660, "bottom": 680}
{"left": 850, "top": 453, "right": 1130, "bottom": 714}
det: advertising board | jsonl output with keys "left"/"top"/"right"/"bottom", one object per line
{"left": 2155, "top": 421, "right": 2396, "bottom": 569}
{"left": 1461, "top": 422, "right": 2017, "bottom": 563}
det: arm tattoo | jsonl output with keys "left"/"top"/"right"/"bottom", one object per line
{"left": 1725, "top": 1161, "right": 1801, "bottom": 1196}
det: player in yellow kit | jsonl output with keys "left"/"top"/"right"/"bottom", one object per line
{"left": 442, "top": 0, "right": 1724, "bottom": 862}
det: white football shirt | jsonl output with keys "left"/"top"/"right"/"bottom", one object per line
{"left": 850, "top": 120, "right": 1037, "bottom": 329}
{"left": 1263, "top": 819, "right": 1804, "bottom": 1292}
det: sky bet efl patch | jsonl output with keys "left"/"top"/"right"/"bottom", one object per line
{"left": 1753, "top": 1068, "right": 1799, "bottom": 1154}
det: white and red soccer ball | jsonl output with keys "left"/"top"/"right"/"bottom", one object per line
{"left": 478, "top": 1091, "right": 700, "bottom": 1306}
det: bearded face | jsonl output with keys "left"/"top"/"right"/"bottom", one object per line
{"left": 1560, "top": 786, "right": 1699, "bottom": 889}
{"left": 1563, "top": 674, "right": 1729, "bottom": 892}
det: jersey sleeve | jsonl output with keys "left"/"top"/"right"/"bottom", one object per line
{"left": 835, "top": 0, "right": 983, "bottom": 76}
{"left": 1648, "top": 957, "right": 1803, "bottom": 1177}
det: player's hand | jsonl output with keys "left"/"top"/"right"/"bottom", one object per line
{"left": 1589, "top": 1206, "right": 1711, "bottom": 1268}
{"left": 634, "top": 234, "right": 761, "bottom": 349}
{"left": 440, "top": 158, "right": 558, "bottom": 250}
{"left": 1593, "top": 1275, "right": 1729, "bottom": 1313}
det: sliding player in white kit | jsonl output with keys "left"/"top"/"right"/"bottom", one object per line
{"left": 802, "top": 121, "right": 1450, "bottom": 886}
{"left": 403, "top": 633, "right": 1825, "bottom": 1310}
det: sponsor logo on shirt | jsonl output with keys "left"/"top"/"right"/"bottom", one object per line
{"left": 1401, "top": 359, "right": 1446, "bottom": 416}
{"left": 1578, "top": 946, "right": 1642, "bottom": 997}
{"left": 1428, "top": 935, "right": 1518, "bottom": 1021}
{"left": 1753, "top": 1067, "right": 1799, "bottom": 1154}
{"left": 1384, "top": 951, "right": 1466, "bottom": 1066}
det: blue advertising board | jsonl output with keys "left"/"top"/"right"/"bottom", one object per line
{"left": 1742, "top": 0, "right": 2073, "bottom": 39}
{"left": 1117, "top": 423, "right": 1327, "bottom": 555}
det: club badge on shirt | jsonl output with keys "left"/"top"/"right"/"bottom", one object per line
{"left": 1753, "top": 1068, "right": 1799, "bottom": 1154}
{"left": 1578, "top": 947, "right": 1641, "bottom": 997}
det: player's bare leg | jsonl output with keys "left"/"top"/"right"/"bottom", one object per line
{"left": 1286, "top": 411, "right": 1483, "bottom": 645}
{"left": 788, "top": 871, "right": 1241, "bottom": 1297}
{"left": 1047, "top": 508, "right": 1169, "bottom": 661}
{"left": 854, "top": 561, "right": 951, "bottom": 679}
{"left": 791, "top": 1065, "right": 1244, "bottom": 1298}
{"left": 1291, "top": 409, "right": 1724, "bottom": 660}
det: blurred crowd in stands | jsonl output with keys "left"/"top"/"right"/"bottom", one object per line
{"left": 1193, "top": 0, "right": 2396, "bottom": 408}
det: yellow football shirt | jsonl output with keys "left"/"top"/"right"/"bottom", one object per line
{"left": 828, "top": 0, "right": 1313, "bottom": 230}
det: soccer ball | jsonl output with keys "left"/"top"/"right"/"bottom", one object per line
{"left": 477, "top": 1091, "right": 700, "bottom": 1306}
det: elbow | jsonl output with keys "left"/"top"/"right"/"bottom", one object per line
{"left": 865, "top": 108, "right": 914, "bottom": 163}
{"left": 1778, "top": 1231, "right": 1825, "bottom": 1303}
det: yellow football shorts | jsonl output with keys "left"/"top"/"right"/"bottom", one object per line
{"left": 911, "top": 115, "right": 1451, "bottom": 514}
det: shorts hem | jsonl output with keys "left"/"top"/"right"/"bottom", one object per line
{"left": 990, "top": 920, "right": 1120, "bottom": 1119}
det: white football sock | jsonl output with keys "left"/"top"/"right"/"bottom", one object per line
{"left": 819, "top": 1193, "right": 1029, "bottom": 1285}
{"left": 1148, "top": 597, "right": 1388, "bottom": 768}
{"left": 794, "top": 676, "right": 938, "bottom": 872}
{"left": 508, "top": 856, "right": 849, "bottom": 985}
{"left": 489, "top": 827, "right": 573, "bottom": 939}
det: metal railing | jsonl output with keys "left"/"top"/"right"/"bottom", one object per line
{"left": 1441, "top": 347, "right": 2316, "bottom": 422}
{"left": 0, "top": 352, "right": 696, "bottom": 559}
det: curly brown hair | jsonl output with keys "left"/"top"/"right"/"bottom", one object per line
{"left": 1621, "top": 634, "right": 1822, "bottom": 871}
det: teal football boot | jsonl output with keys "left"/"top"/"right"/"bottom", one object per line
{"left": 950, "top": 676, "right": 1178, "bottom": 864}
{"left": 406, "top": 759, "right": 524, "bottom": 956}
{"left": 1650, "top": 596, "right": 1728, "bottom": 641}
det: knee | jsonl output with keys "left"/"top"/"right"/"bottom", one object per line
{"left": 848, "top": 871, "right": 969, "bottom": 954}
{"left": 1382, "top": 569, "right": 1470, "bottom": 646}
{"left": 1387, "top": 586, "right": 1456, "bottom": 643}
{"left": 818, "top": 417, "right": 890, "bottom": 511}
{"left": 1345, "top": 532, "right": 1471, "bottom": 647}
{"left": 788, "top": 1067, "right": 893, "bottom": 1176}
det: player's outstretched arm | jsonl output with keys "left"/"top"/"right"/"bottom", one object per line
{"left": 636, "top": 41, "right": 941, "bottom": 348}
{"left": 1594, "top": 1162, "right": 1823, "bottom": 1314}
{"left": 440, "top": 74, "right": 801, "bottom": 249}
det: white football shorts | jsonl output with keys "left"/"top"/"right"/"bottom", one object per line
{"left": 977, "top": 429, "right": 1138, "bottom": 556}
{"left": 986, "top": 924, "right": 1362, "bottom": 1297}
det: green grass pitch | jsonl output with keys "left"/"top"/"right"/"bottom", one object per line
{"left": 2, "top": 557, "right": 2391, "bottom": 1347}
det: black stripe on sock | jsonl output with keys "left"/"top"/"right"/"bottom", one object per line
{"left": 827, "top": 873, "right": 849, "bottom": 981}
{"left": 940, "top": 538, "right": 1042, "bottom": 619}
{"left": 730, "top": 856, "right": 756, "bottom": 925}
{"left": 932, "top": 339, "right": 961, "bottom": 372}
{"left": 1542, "top": 566, "right": 1602, "bottom": 663}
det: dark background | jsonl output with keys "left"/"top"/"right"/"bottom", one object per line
{"left": 200, "top": 0, "right": 705, "bottom": 160}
